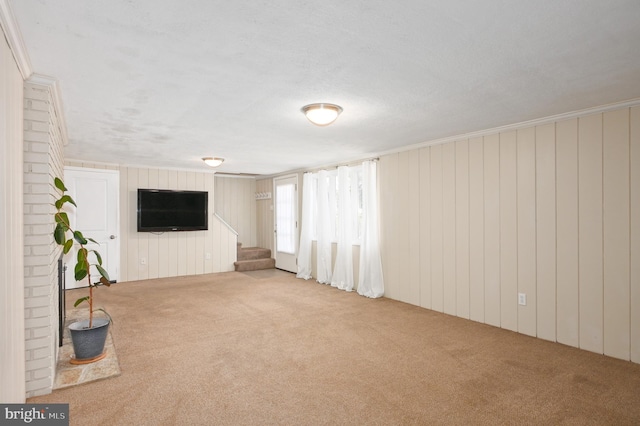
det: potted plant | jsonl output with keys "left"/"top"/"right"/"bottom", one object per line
{"left": 53, "top": 177, "right": 112, "bottom": 364}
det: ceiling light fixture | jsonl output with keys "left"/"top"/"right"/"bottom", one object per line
{"left": 202, "top": 157, "right": 225, "bottom": 167}
{"left": 301, "top": 103, "right": 343, "bottom": 126}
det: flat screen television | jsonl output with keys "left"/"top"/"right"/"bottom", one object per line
{"left": 137, "top": 189, "right": 208, "bottom": 232}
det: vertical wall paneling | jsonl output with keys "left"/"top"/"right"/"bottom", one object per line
{"left": 455, "top": 140, "right": 470, "bottom": 319}
{"left": 167, "top": 170, "right": 179, "bottom": 278}
{"left": 147, "top": 168, "right": 159, "bottom": 279}
{"left": 419, "top": 147, "right": 432, "bottom": 308}
{"left": 195, "top": 173, "right": 205, "bottom": 276}
{"left": 177, "top": 172, "right": 188, "bottom": 276}
{"left": 397, "top": 152, "right": 412, "bottom": 304}
{"left": 430, "top": 145, "right": 444, "bottom": 312}
{"left": 578, "top": 113, "right": 604, "bottom": 354}
{"left": 556, "top": 118, "right": 580, "bottom": 347}
{"left": 484, "top": 134, "right": 501, "bottom": 327}
{"left": 408, "top": 151, "right": 421, "bottom": 305}
{"left": 126, "top": 168, "right": 139, "bottom": 281}
{"left": 631, "top": 106, "right": 640, "bottom": 363}
{"left": 535, "top": 123, "right": 557, "bottom": 341}
{"left": 379, "top": 155, "right": 399, "bottom": 300}
{"left": 157, "top": 169, "right": 169, "bottom": 278}
{"left": 517, "top": 127, "right": 537, "bottom": 337}
{"left": 119, "top": 167, "right": 129, "bottom": 282}
{"left": 374, "top": 104, "right": 638, "bottom": 363}
{"left": 186, "top": 172, "right": 197, "bottom": 275}
{"left": 137, "top": 169, "right": 149, "bottom": 280}
{"left": 603, "top": 109, "right": 630, "bottom": 360}
{"left": 499, "top": 131, "right": 518, "bottom": 332}
{"left": 468, "top": 137, "right": 485, "bottom": 322}
{"left": 442, "top": 142, "right": 457, "bottom": 315}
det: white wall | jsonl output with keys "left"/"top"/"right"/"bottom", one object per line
{"left": 67, "top": 162, "right": 238, "bottom": 281}
{"left": 214, "top": 175, "right": 257, "bottom": 247}
{"left": 0, "top": 30, "right": 26, "bottom": 403}
{"left": 379, "top": 105, "right": 640, "bottom": 363}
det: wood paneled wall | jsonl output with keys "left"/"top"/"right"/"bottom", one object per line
{"left": 65, "top": 162, "right": 238, "bottom": 282}
{"left": 214, "top": 176, "right": 256, "bottom": 247}
{"left": 379, "top": 106, "right": 640, "bottom": 363}
{"left": 0, "top": 33, "right": 26, "bottom": 403}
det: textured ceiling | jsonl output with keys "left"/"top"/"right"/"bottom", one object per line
{"left": 9, "top": 1, "right": 640, "bottom": 175}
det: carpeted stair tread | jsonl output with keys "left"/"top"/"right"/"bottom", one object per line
{"left": 234, "top": 257, "right": 276, "bottom": 272}
{"left": 238, "top": 247, "right": 272, "bottom": 261}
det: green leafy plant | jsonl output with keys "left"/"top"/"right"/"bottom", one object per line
{"left": 53, "top": 177, "right": 111, "bottom": 328}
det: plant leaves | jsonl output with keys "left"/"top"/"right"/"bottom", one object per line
{"left": 74, "top": 296, "right": 89, "bottom": 307}
{"left": 93, "top": 250, "right": 103, "bottom": 265}
{"left": 74, "top": 230, "right": 88, "bottom": 245}
{"left": 74, "top": 262, "right": 88, "bottom": 281}
{"left": 55, "top": 212, "right": 70, "bottom": 229}
{"left": 87, "top": 238, "right": 99, "bottom": 245}
{"left": 77, "top": 248, "right": 87, "bottom": 263}
{"left": 99, "top": 277, "right": 111, "bottom": 286}
{"left": 96, "top": 264, "right": 110, "bottom": 281}
{"left": 54, "top": 223, "right": 66, "bottom": 245}
{"left": 63, "top": 239, "right": 73, "bottom": 254}
{"left": 55, "top": 195, "right": 76, "bottom": 209}
{"left": 54, "top": 177, "right": 67, "bottom": 192}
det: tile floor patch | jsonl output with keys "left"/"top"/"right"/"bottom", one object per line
{"left": 54, "top": 310, "right": 121, "bottom": 390}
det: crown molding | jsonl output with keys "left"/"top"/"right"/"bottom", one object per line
{"left": 376, "top": 97, "right": 640, "bottom": 157}
{"left": 0, "top": 0, "right": 32, "bottom": 79}
{"left": 27, "top": 73, "right": 69, "bottom": 146}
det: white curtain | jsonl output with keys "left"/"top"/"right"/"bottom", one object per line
{"left": 316, "top": 170, "right": 333, "bottom": 284}
{"left": 357, "top": 161, "right": 384, "bottom": 298}
{"left": 297, "top": 160, "right": 384, "bottom": 298}
{"left": 296, "top": 172, "right": 314, "bottom": 279}
{"left": 331, "top": 166, "right": 354, "bottom": 291}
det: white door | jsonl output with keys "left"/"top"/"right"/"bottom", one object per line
{"left": 63, "top": 167, "right": 119, "bottom": 289}
{"left": 273, "top": 175, "right": 298, "bottom": 273}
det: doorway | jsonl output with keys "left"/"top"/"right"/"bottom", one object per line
{"left": 63, "top": 167, "right": 120, "bottom": 289}
{"left": 273, "top": 174, "right": 298, "bottom": 273}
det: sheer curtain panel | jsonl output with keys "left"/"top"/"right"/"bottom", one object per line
{"left": 357, "top": 161, "right": 384, "bottom": 298}
{"left": 296, "top": 173, "right": 314, "bottom": 279}
{"left": 330, "top": 166, "right": 354, "bottom": 291}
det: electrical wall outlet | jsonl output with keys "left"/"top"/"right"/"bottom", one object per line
{"left": 518, "top": 293, "right": 526, "bottom": 306}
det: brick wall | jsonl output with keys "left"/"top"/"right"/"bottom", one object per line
{"left": 23, "top": 80, "right": 65, "bottom": 397}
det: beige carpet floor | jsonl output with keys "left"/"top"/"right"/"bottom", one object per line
{"left": 29, "top": 270, "right": 640, "bottom": 425}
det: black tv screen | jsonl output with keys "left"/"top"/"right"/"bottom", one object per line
{"left": 137, "top": 189, "right": 208, "bottom": 232}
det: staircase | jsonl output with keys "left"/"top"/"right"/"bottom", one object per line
{"left": 234, "top": 243, "right": 276, "bottom": 272}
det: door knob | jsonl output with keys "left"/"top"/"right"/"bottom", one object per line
{"left": 110, "top": 235, "right": 117, "bottom": 239}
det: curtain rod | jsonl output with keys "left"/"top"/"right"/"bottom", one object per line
{"left": 304, "top": 157, "right": 379, "bottom": 174}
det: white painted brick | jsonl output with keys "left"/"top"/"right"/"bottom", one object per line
{"left": 25, "top": 296, "right": 49, "bottom": 309}
{"left": 33, "top": 367, "right": 52, "bottom": 380}
{"left": 29, "top": 183, "right": 50, "bottom": 194}
{"left": 31, "top": 121, "right": 49, "bottom": 132}
{"left": 29, "top": 141, "right": 51, "bottom": 153}
{"left": 24, "top": 131, "right": 50, "bottom": 143}
{"left": 29, "top": 306, "right": 51, "bottom": 318}
{"left": 25, "top": 336, "right": 49, "bottom": 350}
{"left": 25, "top": 357, "right": 50, "bottom": 372}
{"left": 24, "top": 214, "right": 49, "bottom": 225}
{"left": 24, "top": 151, "right": 49, "bottom": 164}
{"left": 30, "top": 224, "right": 51, "bottom": 235}
{"left": 25, "top": 377, "right": 50, "bottom": 392}
{"left": 32, "top": 326, "right": 52, "bottom": 339}
{"left": 24, "top": 109, "right": 49, "bottom": 122}
{"left": 28, "top": 284, "right": 50, "bottom": 296}
{"left": 31, "top": 245, "right": 50, "bottom": 256}
{"left": 30, "top": 163, "right": 50, "bottom": 174}
{"left": 29, "top": 99, "right": 50, "bottom": 112}
{"left": 24, "top": 233, "right": 49, "bottom": 245}
{"left": 24, "top": 85, "right": 50, "bottom": 101}
{"left": 25, "top": 316, "right": 50, "bottom": 328}
{"left": 24, "top": 193, "right": 49, "bottom": 205}
{"left": 31, "top": 203, "right": 54, "bottom": 214}
{"left": 33, "top": 347, "right": 51, "bottom": 360}
{"left": 25, "top": 255, "right": 49, "bottom": 268}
